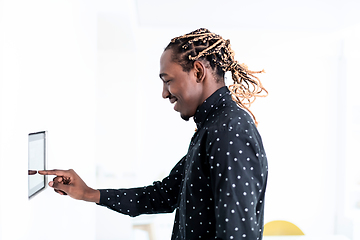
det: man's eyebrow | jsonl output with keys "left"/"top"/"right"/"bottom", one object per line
{"left": 159, "top": 73, "right": 168, "bottom": 80}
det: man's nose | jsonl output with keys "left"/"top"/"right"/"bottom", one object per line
{"left": 162, "top": 83, "right": 170, "bottom": 99}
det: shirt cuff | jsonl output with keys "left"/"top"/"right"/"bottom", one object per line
{"left": 96, "top": 189, "right": 111, "bottom": 206}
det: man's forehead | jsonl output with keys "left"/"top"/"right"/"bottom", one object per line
{"left": 159, "top": 50, "right": 174, "bottom": 76}
{"left": 160, "top": 50, "right": 172, "bottom": 66}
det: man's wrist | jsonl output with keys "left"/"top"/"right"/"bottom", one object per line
{"left": 84, "top": 188, "right": 100, "bottom": 203}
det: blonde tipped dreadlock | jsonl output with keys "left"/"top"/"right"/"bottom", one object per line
{"left": 166, "top": 28, "right": 268, "bottom": 126}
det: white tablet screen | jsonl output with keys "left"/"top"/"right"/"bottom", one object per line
{"left": 28, "top": 131, "right": 46, "bottom": 198}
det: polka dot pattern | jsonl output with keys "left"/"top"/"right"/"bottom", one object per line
{"left": 97, "top": 87, "right": 268, "bottom": 240}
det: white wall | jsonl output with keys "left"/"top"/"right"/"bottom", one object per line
{"left": 0, "top": 1, "right": 97, "bottom": 240}
{"left": 249, "top": 30, "right": 341, "bottom": 234}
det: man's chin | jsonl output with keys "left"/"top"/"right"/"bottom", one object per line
{"left": 180, "top": 113, "right": 190, "bottom": 121}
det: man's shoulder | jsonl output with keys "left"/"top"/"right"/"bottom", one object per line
{"left": 206, "top": 102, "right": 255, "bottom": 129}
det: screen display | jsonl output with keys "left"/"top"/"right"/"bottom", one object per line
{"left": 28, "top": 131, "right": 46, "bottom": 198}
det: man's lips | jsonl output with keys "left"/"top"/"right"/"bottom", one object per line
{"left": 169, "top": 97, "right": 178, "bottom": 104}
{"left": 169, "top": 97, "right": 179, "bottom": 111}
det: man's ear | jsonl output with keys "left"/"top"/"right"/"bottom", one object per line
{"left": 193, "top": 61, "right": 206, "bottom": 83}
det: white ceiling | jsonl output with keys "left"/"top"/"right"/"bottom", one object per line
{"left": 134, "top": 0, "right": 360, "bottom": 32}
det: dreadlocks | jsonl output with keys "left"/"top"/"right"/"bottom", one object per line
{"left": 165, "top": 28, "right": 268, "bottom": 126}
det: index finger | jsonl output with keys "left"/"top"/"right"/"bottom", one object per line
{"left": 38, "top": 169, "right": 68, "bottom": 176}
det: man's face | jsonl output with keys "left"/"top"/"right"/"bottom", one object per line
{"left": 159, "top": 49, "right": 203, "bottom": 121}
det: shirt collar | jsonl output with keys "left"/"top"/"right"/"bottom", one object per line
{"left": 193, "top": 86, "right": 231, "bottom": 128}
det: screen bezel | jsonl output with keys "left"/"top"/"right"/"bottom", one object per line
{"left": 28, "top": 131, "right": 47, "bottom": 199}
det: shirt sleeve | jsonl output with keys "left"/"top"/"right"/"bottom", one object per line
{"left": 97, "top": 156, "right": 186, "bottom": 217}
{"left": 206, "top": 119, "right": 268, "bottom": 239}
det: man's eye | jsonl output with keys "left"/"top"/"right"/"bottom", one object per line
{"left": 165, "top": 80, "right": 171, "bottom": 84}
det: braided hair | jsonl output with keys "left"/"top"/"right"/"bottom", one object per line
{"left": 165, "top": 28, "right": 268, "bottom": 126}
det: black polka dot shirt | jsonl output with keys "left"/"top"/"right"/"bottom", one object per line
{"left": 97, "top": 86, "right": 268, "bottom": 240}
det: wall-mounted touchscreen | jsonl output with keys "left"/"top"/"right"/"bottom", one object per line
{"left": 28, "top": 131, "right": 47, "bottom": 198}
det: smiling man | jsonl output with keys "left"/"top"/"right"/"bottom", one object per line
{"left": 40, "top": 28, "right": 269, "bottom": 240}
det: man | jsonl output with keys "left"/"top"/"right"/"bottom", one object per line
{"left": 40, "top": 28, "right": 268, "bottom": 240}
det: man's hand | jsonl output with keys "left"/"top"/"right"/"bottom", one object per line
{"left": 38, "top": 169, "right": 100, "bottom": 203}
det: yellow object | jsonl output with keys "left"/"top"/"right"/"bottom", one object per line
{"left": 263, "top": 220, "right": 305, "bottom": 236}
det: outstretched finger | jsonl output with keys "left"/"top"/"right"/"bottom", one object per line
{"left": 38, "top": 169, "right": 68, "bottom": 177}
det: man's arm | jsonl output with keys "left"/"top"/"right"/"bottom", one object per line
{"left": 39, "top": 156, "right": 186, "bottom": 217}
{"left": 97, "top": 156, "right": 186, "bottom": 217}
